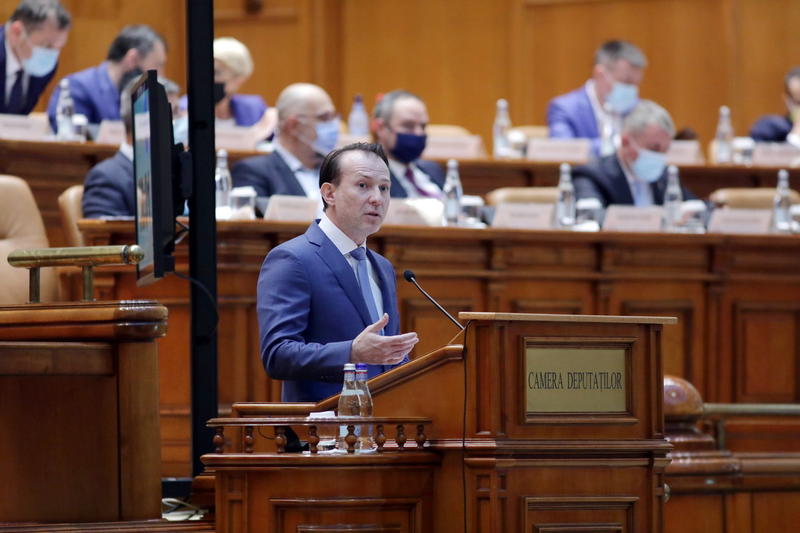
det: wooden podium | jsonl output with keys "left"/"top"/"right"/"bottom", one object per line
{"left": 204, "top": 312, "right": 675, "bottom": 532}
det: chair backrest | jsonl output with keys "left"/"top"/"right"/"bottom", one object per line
{"left": 0, "top": 175, "right": 57, "bottom": 303}
{"left": 709, "top": 187, "right": 800, "bottom": 209}
{"left": 58, "top": 185, "right": 85, "bottom": 247}
{"left": 485, "top": 187, "right": 560, "bottom": 206}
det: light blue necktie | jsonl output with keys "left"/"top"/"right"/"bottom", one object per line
{"left": 632, "top": 180, "right": 652, "bottom": 207}
{"left": 349, "top": 247, "right": 380, "bottom": 324}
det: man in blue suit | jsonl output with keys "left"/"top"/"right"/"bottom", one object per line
{"left": 1, "top": 0, "right": 70, "bottom": 115}
{"left": 257, "top": 142, "right": 419, "bottom": 402}
{"left": 750, "top": 66, "right": 800, "bottom": 147}
{"left": 547, "top": 40, "right": 647, "bottom": 157}
{"left": 373, "top": 90, "right": 445, "bottom": 199}
{"left": 232, "top": 83, "right": 339, "bottom": 210}
{"left": 572, "top": 100, "right": 696, "bottom": 208}
{"left": 47, "top": 24, "right": 166, "bottom": 131}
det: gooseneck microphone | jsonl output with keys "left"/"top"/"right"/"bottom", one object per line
{"left": 403, "top": 270, "right": 465, "bottom": 331}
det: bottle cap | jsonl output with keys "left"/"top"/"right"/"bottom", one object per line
{"left": 668, "top": 164, "right": 679, "bottom": 176}
{"left": 343, "top": 363, "right": 356, "bottom": 371}
{"left": 496, "top": 98, "right": 508, "bottom": 110}
{"left": 559, "top": 162, "right": 571, "bottom": 174}
{"left": 720, "top": 105, "right": 730, "bottom": 115}
{"left": 447, "top": 158, "right": 459, "bottom": 170}
{"left": 355, "top": 363, "right": 367, "bottom": 371}
{"left": 217, "top": 148, "right": 228, "bottom": 158}
{"left": 778, "top": 169, "right": 789, "bottom": 181}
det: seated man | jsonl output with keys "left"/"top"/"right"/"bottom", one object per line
{"left": 372, "top": 89, "right": 444, "bottom": 199}
{"left": 82, "top": 76, "right": 179, "bottom": 217}
{"left": 1, "top": 0, "right": 70, "bottom": 115}
{"left": 547, "top": 40, "right": 647, "bottom": 156}
{"left": 47, "top": 24, "right": 166, "bottom": 130}
{"left": 572, "top": 100, "right": 696, "bottom": 207}
{"left": 257, "top": 142, "right": 418, "bottom": 402}
{"left": 231, "top": 82, "right": 338, "bottom": 203}
{"left": 750, "top": 66, "right": 800, "bottom": 147}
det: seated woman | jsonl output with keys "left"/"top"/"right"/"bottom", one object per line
{"left": 180, "top": 37, "right": 276, "bottom": 139}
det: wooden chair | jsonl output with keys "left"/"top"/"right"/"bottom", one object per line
{"left": 485, "top": 186, "right": 560, "bottom": 206}
{"left": 58, "top": 184, "right": 85, "bottom": 247}
{"left": 0, "top": 175, "right": 57, "bottom": 303}
{"left": 709, "top": 187, "right": 800, "bottom": 209}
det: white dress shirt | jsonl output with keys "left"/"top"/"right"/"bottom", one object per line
{"left": 586, "top": 80, "right": 621, "bottom": 157}
{"left": 318, "top": 213, "right": 384, "bottom": 319}
{"left": 388, "top": 157, "right": 443, "bottom": 199}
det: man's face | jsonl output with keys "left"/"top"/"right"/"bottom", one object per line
{"left": 290, "top": 90, "right": 336, "bottom": 153}
{"left": 9, "top": 17, "right": 69, "bottom": 62}
{"left": 594, "top": 59, "right": 644, "bottom": 103}
{"left": 620, "top": 123, "right": 671, "bottom": 165}
{"left": 322, "top": 150, "right": 391, "bottom": 245}
{"left": 785, "top": 76, "right": 800, "bottom": 118}
{"left": 137, "top": 40, "right": 167, "bottom": 76}
{"left": 376, "top": 97, "right": 428, "bottom": 151}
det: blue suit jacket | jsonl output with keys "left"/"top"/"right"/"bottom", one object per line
{"left": 232, "top": 150, "right": 307, "bottom": 199}
{"left": 257, "top": 221, "right": 404, "bottom": 402}
{"left": 389, "top": 159, "right": 445, "bottom": 198}
{"left": 47, "top": 62, "right": 119, "bottom": 130}
{"left": 750, "top": 114, "right": 792, "bottom": 143}
{"left": 179, "top": 93, "right": 268, "bottom": 127}
{"left": 82, "top": 150, "right": 135, "bottom": 217}
{"left": 0, "top": 26, "right": 59, "bottom": 115}
{"left": 572, "top": 155, "right": 697, "bottom": 208}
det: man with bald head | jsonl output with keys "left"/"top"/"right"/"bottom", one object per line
{"left": 232, "top": 82, "right": 339, "bottom": 203}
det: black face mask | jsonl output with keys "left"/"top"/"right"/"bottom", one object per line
{"left": 213, "top": 82, "right": 226, "bottom": 105}
{"left": 118, "top": 67, "right": 144, "bottom": 91}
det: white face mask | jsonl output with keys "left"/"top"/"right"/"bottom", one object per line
{"left": 631, "top": 140, "right": 667, "bottom": 183}
{"left": 601, "top": 67, "right": 639, "bottom": 115}
{"left": 20, "top": 29, "right": 60, "bottom": 77}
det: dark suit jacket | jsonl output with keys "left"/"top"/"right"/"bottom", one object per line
{"left": 389, "top": 159, "right": 445, "bottom": 198}
{"left": 231, "top": 150, "right": 306, "bottom": 199}
{"left": 82, "top": 150, "right": 135, "bottom": 217}
{"left": 257, "top": 221, "right": 405, "bottom": 402}
{"left": 750, "top": 114, "right": 792, "bottom": 143}
{"left": 572, "top": 155, "right": 697, "bottom": 208}
{"left": 0, "top": 26, "right": 59, "bottom": 115}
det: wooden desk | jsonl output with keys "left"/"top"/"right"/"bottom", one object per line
{"left": 0, "top": 300, "right": 166, "bottom": 523}
{"left": 77, "top": 220, "right": 800, "bottom": 477}
{"left": 1, "top": 137, "right": 796, "bottom": 246}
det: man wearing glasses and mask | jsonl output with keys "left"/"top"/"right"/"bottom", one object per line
{"left": 1, "top": 0, "right": 70, "bottom": 115}
{"left": 372, "top": 89, "right": 445, "bottom": 199}
{"left": 232, "top": 82, "right": 339, "bottom": 211}
{"left": 547, "top": 40, "right": 647, "bottom": 157}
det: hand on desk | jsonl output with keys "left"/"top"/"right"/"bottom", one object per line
{"left": 351, "top": 313, "right": 418, "bottom": 365}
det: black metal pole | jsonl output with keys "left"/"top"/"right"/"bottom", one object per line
{"left": 186, "top": 0, "right": 217, "bottom": 479}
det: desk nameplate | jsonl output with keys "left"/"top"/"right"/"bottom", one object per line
{"left": 523, "top": 340, "right": 632, "bottom": 422}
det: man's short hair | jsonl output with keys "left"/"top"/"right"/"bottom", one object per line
{"left": 622, "top": 99, "right": 675, "bottom": 138}
{"left": 785, "top": 66, "right": 800, "bottom": 92}
{"left": 214, "top": 37, "right": 254, "bottom": 79}
{"left": 594, "top": 40, "right": 647, "bottom": 69}
{"left": 106, "top": 24, "right": 165, "bottom": 63}
{"left": 318, "top": 143, "right": 389, "bottom": 210}
{"left": 372, "top": 89, "right": 423, "bottom": 122}
{"left": 9, "top": 0, "right": 71, "bottom": 31}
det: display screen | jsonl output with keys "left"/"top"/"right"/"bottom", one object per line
{"left": 133, "top": 86, "right": 154, "bottom": 279}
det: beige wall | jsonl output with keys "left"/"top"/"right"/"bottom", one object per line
{"left": 3, "top": 0, "right": 799, "bottom": 145}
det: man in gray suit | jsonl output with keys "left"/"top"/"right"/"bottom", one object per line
{"left": 232, "top": 83, "right": 339, "bottom": 207}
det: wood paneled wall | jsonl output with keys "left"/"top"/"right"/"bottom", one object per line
{"left": 4, "top": 0, "right": 799, "bottom": 144}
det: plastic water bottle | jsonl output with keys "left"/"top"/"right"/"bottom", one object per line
{"left": 214, "top": 149, "right": 233, "bottom": 220}
{"left": 337, "top": 363, "right": 361, "bottom": 451}
{"left": 55, "top": 79, "right": 75, "bottom": 141}
{"left": 774, "top": 169, "right": 792, "bottom": 233}
{"left": 714, "top": 105, "right": 733, "bottom": 164}
{"left": 663, "top": 165, "right": 683, "bottom": 232}
{"left": 347, "top": 94, "right": 369, "bottom": 135}
{"left": 555, "top": 162, "right": 576, "bottom": 228}
{"left": 493, "top": 98, "right": 511, "bottom": 158}
{"left": 443, "top": 158, "right": 463, "bottom": 226}
{"left": 355, "top": 363, "right": 374, "bottom": 452}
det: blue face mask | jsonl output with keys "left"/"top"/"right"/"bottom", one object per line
{"left": 311, "top": 118, "right": 340, "bottom": 156}
{"left": 605, "top": 81, "right": 638, "bottom": 115}
{"left": 632, "top": 146, "right": 667, "bottom": 183}
{"left": 22, "top": 45, "right": 60, "bottom": 77}
{"left": 390, "top": 133, "right": 427, "bottom": 164}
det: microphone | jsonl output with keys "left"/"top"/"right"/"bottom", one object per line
{"left": 403, "top": 270, "right": 464, "bottom": 331}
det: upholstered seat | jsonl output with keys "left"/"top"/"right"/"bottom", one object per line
{"left": 485, "top": 186, "right": 560, "bottom": 206}
{"left": 0, "top": 175, "right": 57, "bottom": 303}
{"left": 58, "top": 184, "right": 85, "bottom": 247}
{"left": 709, "top": 187, "right": 800, "bottom": 209}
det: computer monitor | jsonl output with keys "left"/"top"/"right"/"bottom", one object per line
{"left": 131, "top": 70, "right": 181, "bottom": 285}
